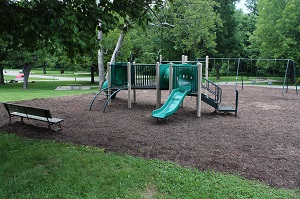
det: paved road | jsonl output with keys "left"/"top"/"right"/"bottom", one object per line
{"left": 4, "top": 69, "right": 98, "bottom": 82}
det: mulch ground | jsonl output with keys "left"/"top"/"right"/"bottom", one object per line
{"left": 1, "top": 85, "right": 299, "bottom": 189}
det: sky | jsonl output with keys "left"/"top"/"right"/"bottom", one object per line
{"left": 235, "top": 0, "right": 250, "bottom": 13}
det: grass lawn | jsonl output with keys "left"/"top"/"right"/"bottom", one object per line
{"left": 0, "top": 81, "right": 98, "bottom": 102}
{"left": 0, "top": 133, "right": 298, "bottom": 198}
{"left": 0, "top": 80, "right": 299, "bottom": 198}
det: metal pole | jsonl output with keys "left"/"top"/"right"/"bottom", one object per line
{"left": 133, "top": 62, "right": 136, "bottom": 103}
{"left": 294, "top": 60, "right": 298, "bottom": 95}
{"left": 197, "top": 63, "right": 202, "bottom": 118}
{"left": 169, "top": 63, "right": 173, "bottom": 94}
{"left": 205, "top": 56, "right": 209, "bottom": 96}
{"left": 107, "top": 62, "right": 111, "bottom": 105}
{"left": 127, "top": 62, "right": 132, "bottom": 109}
{"left": 156, "top": 62, "right": 161, "bottom": 108}
{"left": 282, "top": 60, "right": 289, "bottom": 94}
{"left": 235, "top": 59, "right": 241, "bottom": 90}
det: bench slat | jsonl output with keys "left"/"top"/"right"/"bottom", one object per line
{"left": 25, "top": 107, "right": 52, "bottom": 118}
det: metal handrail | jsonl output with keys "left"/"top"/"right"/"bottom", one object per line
{"left": 202, "top": 77, "right": 222, "bottom": 104}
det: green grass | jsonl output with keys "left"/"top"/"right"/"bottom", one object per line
{"left": 0, "top": 81, "right": 98, "bottom": 102}
{"left": 0, "top": 133, "right": 298, "bottom": 199}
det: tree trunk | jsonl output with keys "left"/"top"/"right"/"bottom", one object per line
{"left": 105, "top": 27, "right": 127, "bottom": 80}
{"left": 110, "top": 28, "right": 127, "bottom": 64}
{"left": 0, "top": 67, "right": 4, "bottom": 84}
{"left": 91, "top": 65, "right": 95, "bottom": 84}
{"left": 215, "top": 65, "right": 220, "bottom": 80}
{"left": 98, "top": 27, "right": 105, "bottom": 89}
{"left": 43, "top": 61, "right": 46, "bottom": 74}
{"left": 22, "top": 63, "right": 31, "bottom": 89}
{"left": 288, "top": 65, "right": 295, "bottom": 84}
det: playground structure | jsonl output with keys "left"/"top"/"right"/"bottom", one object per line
{"left": 89, "top": 55, "right": 238, "bottom": 119}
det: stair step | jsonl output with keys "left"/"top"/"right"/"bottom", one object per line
{"left": 217, "top": 106, "right": 236, "bottom": 112}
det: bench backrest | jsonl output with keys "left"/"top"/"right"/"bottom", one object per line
{"left": 25, "top": 107, "right": 52, "bottom": 118}
{"left": 4, "top": 103, "right": 26, "bottom": 114}
{"left": 3, "top": 103, "right": 52, "bottom": 118}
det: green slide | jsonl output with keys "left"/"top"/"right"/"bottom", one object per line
{"left": 152, "top": 67, "right": 194, "bottom": 119}
{"left": 152, "top": 88, "right": 191, "bottom": 119}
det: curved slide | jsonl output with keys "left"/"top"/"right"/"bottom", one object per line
{"left": 152, "top": 88, "right": 191, "bottom": 119}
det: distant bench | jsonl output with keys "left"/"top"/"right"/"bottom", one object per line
{"left": 67, "top": 84, "right": 82, "bottom": 90}
{"left": 3, "top": 103, "right": 63, "bottom": 130}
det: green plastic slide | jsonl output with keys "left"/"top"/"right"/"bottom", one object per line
{"left": 152, "top": 88, "right": 191, "bottom": 119}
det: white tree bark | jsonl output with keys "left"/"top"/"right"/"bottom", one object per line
{"left": 96, "top": 0, "right": 105, "bottom": 89}
{"left": 105, "top": 27, "right": 127, "bottom": 80}
{"left": 97, "top": 23, "right": 105, "bottom": 89}
{"left": 110, "top": 28, "right": 127, "bottom": 64}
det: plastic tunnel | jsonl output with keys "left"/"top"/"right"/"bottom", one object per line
{"left": 177, "top": 68, "right": 193, "bottom": 92}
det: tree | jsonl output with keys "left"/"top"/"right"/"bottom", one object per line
{"left": 0, "top": 37, "right": 11, "bottom": 84}
{"left": 1, "top": 0, "right": 168, "bottom": 83}
{"left": 214, "top": 0, "right": 240, "bottom": 57}
{"left": 211, "top": 0, "right": 239, "bottom": 79}
{"left": 245, "top": 0, "right": 258, "bottom": 15}
{"left": 276, "top": 0, "right": 300, "bottom": 62}
{"left": 0, "top": 0, "right": 114, "bottom": 88}
{"left": 251, "top": 0, "right": 300, "bottom": 61}
{"left": 0, "top": 1, "right": 38, "bottom": 88}
{"left": 146, "top": 0, "right": 221, "bottom": 60}
{"left": 235, "top": 10, "right": 257, "bottom": 58}
{"left": 249, "top": 0, "right": 300, "bottom": 83}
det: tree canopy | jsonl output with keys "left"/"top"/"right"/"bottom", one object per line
{"left": 1, "top": 0, "right": 299, "bottom": 85}
{"left": 251, "top": 0, "right": 300, "bottom": 63}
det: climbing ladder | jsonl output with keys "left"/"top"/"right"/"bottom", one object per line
{"left": 200, "top": 78, "right": 238, "bottom": 116}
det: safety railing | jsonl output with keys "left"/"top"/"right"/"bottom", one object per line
{"left": 202, "top": 77, "right": 222, "bottom": 104}
{"left": 132, "top": 64, "right": 157, "bottom": 87}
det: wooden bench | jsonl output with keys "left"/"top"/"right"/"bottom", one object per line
{"left": 3, "top": 103, "right": 63, "bottom": 130}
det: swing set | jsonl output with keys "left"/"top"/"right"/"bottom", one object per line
{"left": 196, "top": 57, "right": 298, "bottom": 95}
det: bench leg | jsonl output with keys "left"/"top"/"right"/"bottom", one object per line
{"left": 48, "top": 122, "right": 62, "bottom": 131}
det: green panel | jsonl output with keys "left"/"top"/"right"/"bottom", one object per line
{"left": 159, "top": 64, "right": 170, "bottom": 89}
{"left": 110, "top": 63, "right": 127, "bottom": 86}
